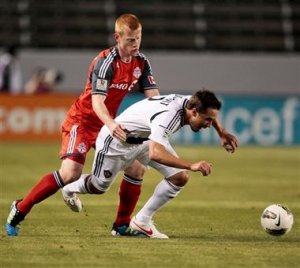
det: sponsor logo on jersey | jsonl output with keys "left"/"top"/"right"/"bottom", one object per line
{"left": 109, "top": 83, "right": 129, "bottom": 90}
{"left": 148, "top": 75, "right": 156, "bottom": 85}
{"left": 104, "top": 170, "right": 112, "bottom": 178}
{"left": 128, "top": 80, "right": 138, "bottom": 91}
{"left": 96, "top": 79, "right": 108, "bottom": 91}
{"left": 77, "top": 143, "right": 87, "bottom": 154}
{"left": 133, "top": 67, "right": 142, "bottom": 78}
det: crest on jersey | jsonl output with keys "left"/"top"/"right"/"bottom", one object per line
{"left": 148, "top": 75, "right": 156, "bottom": 85}
{"left": 104, "top": 170, "right": 112, "bottom": 178}
{"left": 162, "top": 128, "right": 172, "bottom": 139}
{"left": 77, "top": 143, "right": 87, "bottom": 154}
{"left": 159, "top": 125, "right": 172, "bottom": 138}
{"left": 96, "top": 79, "right": 108, "bottom": 91}
{"left": 133, "top": 67, "right": 141, "bottom": 78}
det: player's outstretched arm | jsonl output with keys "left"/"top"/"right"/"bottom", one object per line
{"left": 212, "top": 117, "right": 238, "bottom": 153}
{"left": 149, "top": 140, "right": 212, "bottom": 176}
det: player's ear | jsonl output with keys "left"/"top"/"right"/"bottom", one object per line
{"left": 192, "top": 108, "right": 198, "bottom": 117}
{"left": 113, "top": 33, "right": 120, "bottom": 42}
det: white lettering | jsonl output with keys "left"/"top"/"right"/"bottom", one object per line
{"left": 225, "top": 108, "right": 251, "bottom": 144}
{"left": 0, "top": 107, "right": 67, "bottom": 134}
{"left": 33, "top": 108, "right": 66, "bottom": 133}
{"left": 128, "top": 80, "right": 138, "bottom": 92}
{"left": 253, "top": 109, "right": 280, "bottom": 145}
{"left": 109, "top": 83, "right": 128, "bottom": 90}
{"left": 282, "top": 97, "right": 298, "bottom": 144}
{"left": 8, "top": 108, "right": 31, "bottom": 134}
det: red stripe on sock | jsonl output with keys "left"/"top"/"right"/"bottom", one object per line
{"left": 17, "top": 173, "right": 61, "bottom": 215}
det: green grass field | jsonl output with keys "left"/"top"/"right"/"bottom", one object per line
{"left": 0, "top": 143, "right": 299, "bottom": 268}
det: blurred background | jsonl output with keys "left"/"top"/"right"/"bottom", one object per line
{"left": 0, "top": 0, "right": 299, "bottom": 145}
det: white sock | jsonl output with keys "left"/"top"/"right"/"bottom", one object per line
{"left": 135, "top": 179, "right": 183, "bottom": 223}
{"left": 63, "top": 174, "right": 90, "bottom": 195}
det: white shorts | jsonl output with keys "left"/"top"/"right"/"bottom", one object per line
{"left": 91, "top": 126, "right": 184, "bottom": 192}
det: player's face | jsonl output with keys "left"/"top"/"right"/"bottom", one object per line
{"left": 115, "top": 25, "right": 142, "bottom": 58}
{"left": 189, "top": 108, "right": 219, "bottom": 132}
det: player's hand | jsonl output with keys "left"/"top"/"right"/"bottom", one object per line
{"left": 220, "top": 131, "right": 238, "bottom": 153}
{"left": 109, "top": 122, "right": 127, "bottom": 142}
{"left": 190, "top": 161, "right": 212, "bottom": 176}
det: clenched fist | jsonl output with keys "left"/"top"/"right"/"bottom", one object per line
{"left": 190, "top": 161, "right": 212, "bottom": 176}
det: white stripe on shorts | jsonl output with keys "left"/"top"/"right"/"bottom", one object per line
{"left": 67, "top": 125, "right": 78, "bottom": 154}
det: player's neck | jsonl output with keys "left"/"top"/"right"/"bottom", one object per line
{"left": 183, "top": 109, "right": 189, "bottom": 125}
{"left": 117, "top": 47, "right": 132, "bottom": 63}
{"left": 120, "top": 56, "right": 132, "bottom": 63}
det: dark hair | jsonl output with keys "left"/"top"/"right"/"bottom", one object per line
{"left": 186, "top": 89, "right": 222, "bottom": 113}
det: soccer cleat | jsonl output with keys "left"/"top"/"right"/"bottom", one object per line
{"left": 5, "top": 223, "right": 19, "bottom": 236}
{"left": 62, "top": 190, "right": 82, "bottom": 212}
{"left": 6, "top": 200, "right": 25, "bottom": 236}
{"left": 130, "top": 216, "right": 169, "bottom": 239}
{"left": 111, "top": 223, "right": 148, "bottom": 237}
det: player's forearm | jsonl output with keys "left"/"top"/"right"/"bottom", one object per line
{"left": 92, "top": 95, "right": 115, "bottom": 126}
{"left": 149, "top": 141, "right": 192, "bottom": 170}
{"left": 144, "top": 88, "right": 160, "bottom": 97}
{"left": 212, "top": 117, "right": 225, "bottom": 137}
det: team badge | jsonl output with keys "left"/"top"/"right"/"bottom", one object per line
{"left": 77, "top": 143, "right": 87, "bottom": 154}
{"left": 104, "top": 170, "right": 112, "bottom": 178}
{"left": 96, "top": 79, "right": 108, "bottom": 91}
{"left": 133, "top": 67, "right": 141, "bottom": 78}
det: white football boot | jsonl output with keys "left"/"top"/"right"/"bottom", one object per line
{"left": 62, "top": 190, "right": 82, "bottom": 212}
{"left": 130, "top": 216, "right": 169, "bottom": 239}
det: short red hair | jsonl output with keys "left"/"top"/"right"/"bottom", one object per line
{"left": 115, "top": 14, "right": 142, "bottom": 35}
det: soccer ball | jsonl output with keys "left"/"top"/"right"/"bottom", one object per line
{"left": 261, "top": 204, "right": 294, "bottom": 236}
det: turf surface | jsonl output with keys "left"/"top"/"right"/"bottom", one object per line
{"left": 0, "top": 143, "right": 299, "bottom": 267}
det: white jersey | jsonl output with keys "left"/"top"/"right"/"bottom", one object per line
{"left": 93, "top": 94, "right": 189, "bottom": 191}
{"left": 115, "top": 94, "right": 190, "bottom": 147}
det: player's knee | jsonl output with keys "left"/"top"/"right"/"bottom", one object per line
{"left": 59, "top": 169, "right": 82, "bottom": 184}
{"left": 169, "top": 171, "right": 189, "bottom": 187}
{"left": 87, "top": 181, "right": 105, "bottom": 194}
{"left": 59, "top": 159, "right": 83, "bottom": 184}
{"left": 88, "top": 175, "right": 110, "bottom": 194}
{"left": 178, "top": 171, "right": 189, "bottom": 186}
{"left": 125, "top": 163, "right": 146, "bottom": 179}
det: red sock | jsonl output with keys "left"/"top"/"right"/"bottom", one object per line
{"left": 17, "top": 171, "right": 64, "bottom": 215}
{"left": 114, "top": 175, "right": 142, "bottom": 226}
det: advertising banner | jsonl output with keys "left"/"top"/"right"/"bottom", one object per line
{"left": 1, "top": 94, "right": 299, "bottom": 145}
{"left": 0, "top": 94, "right": 75, "bottom": 142}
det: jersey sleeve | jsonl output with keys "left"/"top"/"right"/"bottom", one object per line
{"left": 91, "top": 57, "right": 113, "bottom": 96}
{"left": 149, "top": 106, "right": 182, "bottom": 147}
{"left": 138, "top": 57, "right": 158, "bottom": 92}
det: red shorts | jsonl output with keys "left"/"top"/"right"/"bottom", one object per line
{"left": 60, "top": 121, "right": 101, "bottom": 165}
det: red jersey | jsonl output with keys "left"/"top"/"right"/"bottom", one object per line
{"left": 64, "top": 47, "right": 157, "bottom": 132}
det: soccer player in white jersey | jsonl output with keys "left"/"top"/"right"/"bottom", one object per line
{"left": 62, "top": 89, "right": 233, "bottom": 238}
